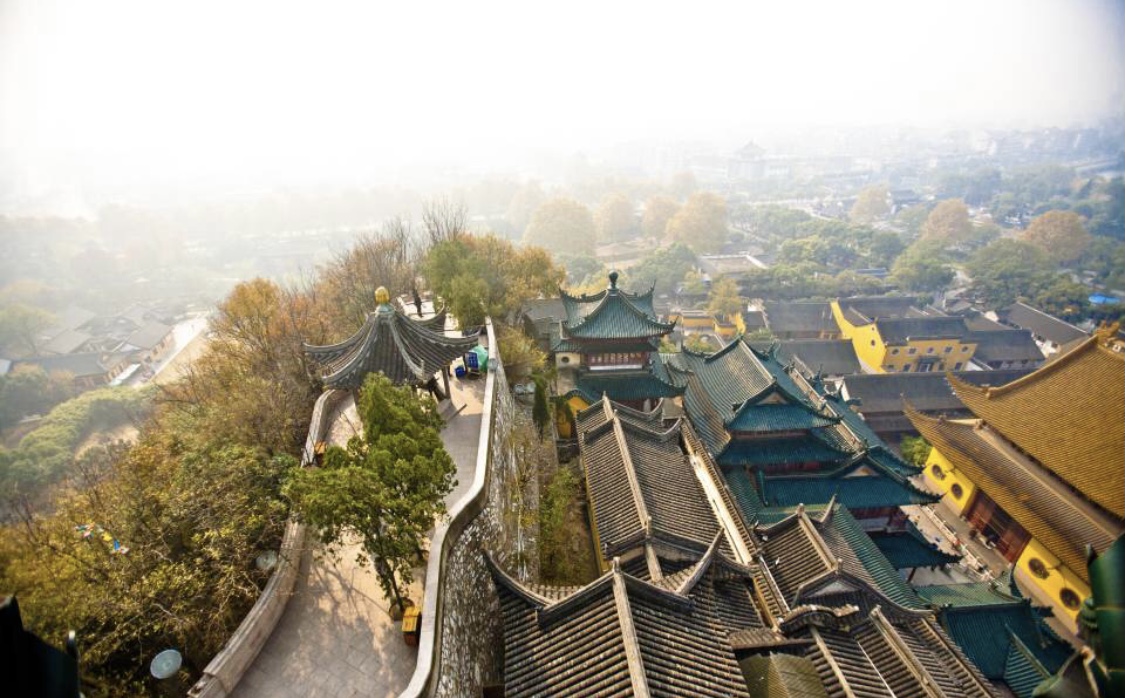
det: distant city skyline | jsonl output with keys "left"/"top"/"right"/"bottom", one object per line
{"left": 2, "top": 0, "right": 1123, "bottom": 210}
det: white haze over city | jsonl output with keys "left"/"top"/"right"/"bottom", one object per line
{"left": 1, "top": 0, "right": 1123, "bottom": 208}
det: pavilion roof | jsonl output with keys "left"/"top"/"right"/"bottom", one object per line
{"left": 559, "top": 273, "right": 675, "bottom": 341}
{"left": 947, "top": 336, "right": 1125, "bottom": 517}
{"left": 303, "top": 302, "right": 476, "bottom": 390}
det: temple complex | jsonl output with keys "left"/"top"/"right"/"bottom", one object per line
{"left": 909, "top": 335, "right": 1125, "bottom": 630}
{"left": 302, "top": 286, "right": 477, "bottom": 396}
{"left": 488, "top": 394, "right": 1002, "bottom": 697}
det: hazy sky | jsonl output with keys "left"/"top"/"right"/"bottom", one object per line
{"left": 1, "top": 0, "right": 1123, "bottom": 200}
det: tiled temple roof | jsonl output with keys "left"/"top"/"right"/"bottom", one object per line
{"left": 488, "top": 553, "right": 757, "bottom": 697}
{"left": 916, "top": 580, "right": 1070, "bottom": 697}
{"left": 869, "top": 524, "right": 961, "bottom": 570}
{"left": 559, "top": 273, "right": 675, "bottom": 341}
{"left": 873, "top": 316, "right": 970, "bottom": 344}
{"left": 717, "top": 438, "right": 851, "bottom": 468}
{"left": 763, "top": 472, "right": 938, "bottom": 510}
{"left": 947, "top": 336, "right": 1125, "bottom": 517}
{"left": 758, "top": 505, "right": 926, "bottom": 612}
{"left": 1001, "top": 302, "right": 1087, "bottom": 346}
{"left": 303, "top": 301, "right": 476, "bottom": 390}
{"left": 573, "top": 368, "right": 685, "bottom": 404}
{"left": 669, "top": 340, "right": 839, "bottom": 458}
{"left": 763, "top": 302, "right": 838, "bottom": 335}
{"left": 907, "top": 406, "right": 1123, "bottom": 584}
{"left": 577, "top": 400, "right": 722, "bottom": 556}
{"left": 800, "top": 608, "right": 1000, "bottom": 698}
{"left": 747, "top": 338, "right": 861, "bottom": 376}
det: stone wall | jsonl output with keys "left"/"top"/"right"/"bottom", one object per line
{"left": 188, "top": 388, "right": 347, "bottom": 698}
{"left": 402, "top": 319, "right": 543, "bottom": 698}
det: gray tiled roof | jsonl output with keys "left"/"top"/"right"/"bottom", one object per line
{"left": 874, "top": 316, "right": 969, "bottom": 344}
{"left": 1001, "top": 302, "right": 1087, "bottom": 345}
{"left": 748, "top": 339, "right": 861, "bottom": 376}
{"left": 489, "top": 552, "right": 757, "bottom": 697}
{"left": 840, "top": 369, "right": 1031, "bottom": 415}
{"left": 837, "top": 296, "right": 920, "bottom": 322}
{"left": 763, "top": 302, "right": 837, "bottom": 334}
{"left": 577, "top": 400, "right": 721, "bottom": 555}
{"left": 303, "top": 304, "right": 477, "bottom": 389}
{"left": 966, "top": 329, "right": 1045, "bottom": 363}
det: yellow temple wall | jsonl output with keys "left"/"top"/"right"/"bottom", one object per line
{"left": 830, "top": 301, "right": 888, "bottom": 372}
{"left": 881, "top": 337, "right": 977, "bottom": 373}
{"left": 1015, "top": 538, "right": 1090, "bottom": 628}
{"left": 923, "top": 446, "right": 976, "bottom": 514}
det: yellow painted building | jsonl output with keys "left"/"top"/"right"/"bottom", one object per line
{"left": 908, "top": 336, "right": 1125, "bottom": 630}
{"left": 668, "top": 310, "right": 746, "bottom": 340}
{"left": 830, "top": 300, "right": 977, "bottom": 373}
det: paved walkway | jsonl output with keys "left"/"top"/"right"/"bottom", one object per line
{"left": 235, "top": 377, "right": 486, "bottom": 698}
{"left": 905, "top": 493, "right": 1081, "bottom": 646}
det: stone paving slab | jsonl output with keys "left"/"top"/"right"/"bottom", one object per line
{"left": 234, "top": 375, "right": 487, "bottom": 698}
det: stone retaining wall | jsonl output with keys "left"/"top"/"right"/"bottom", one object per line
{"left": 188, "top": 388, "right": 347, "bottom": 698}
{"left": 402, "top": 318, "right": 540, "bottom": 698}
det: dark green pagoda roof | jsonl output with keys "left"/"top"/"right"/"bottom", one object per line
{"left": 916, "top": 581, "right": 1071, "bottom": 694}
{"left": 303, "top": 302, "right": 477, "bottom": 390}
{"left": 727, "top": 403, "right": 838, "bottom": 433}
{"left": 559, "top": 273, "right": 675, "bottom": 341}
{"left": 573, "top": 369, "right": 685, "bottom": 404}
{"left": 763, "top": 473, "right": 939, "bottom": 510}
{"left": 717, "top": 437, "right": 851, "bottom": 468}
{"left": 870, "top": 525, "right": 962, "bottom": 570}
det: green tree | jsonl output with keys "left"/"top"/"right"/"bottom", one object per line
{"left": 558, "top": 253, "right": 604, "bottom": 285}
{"left": 0, "top": 303, "right": 55, "bottom": 356}
{"left": 666, "top": 192, "right": 728, "bottom": 253}
{"left": 707, "top": 277, "right": 744, "bottom": 318}
{"left": 641, "top": 196, "right": 680, "bottom": 240}
{"left": 627, "top": 242, "right": 698, "bottom": 297}
{"left": 497, "top": 324, "right": 546, "bottom": 383}
{"left": 505, "top": 181, "right": 546, "bottom": 236}
{"left": 900, "top": 436, "right": 931, "bottom": 467}
{"left": 595, "top": 193, "right": 635, "bottom": 243}
{"left": 669, "top": 171, "right": 698, "bottom": 200}
{"left": 891, "top": 240, "right": 955, "bottom": 292}
{"left": 893, "top": 204, "right": 930, "bottom": 237}
{"left": 850, "top": 185, "right": 890, "bottom": 224}
{"left": 285, "top": 373, "right": 456, "bottom": 614}
{"left": 423, "top": 234, "right": 565, "bottom": 328}
{"left": 966, "top": 239, "right": 1053, "bottom": 308}
{"left": 1021, "top": 210, "right": 1093, "bottom": 264}
{"left": 684, "top": 334, "right": 716, "bottom": 353}
{"left": 524, "top": 198, "right": 597, "bottom": 256}
{"left": 681, "top": 269, "right": 707, "bottom": 295}
{"left": 0, "top": 365, "right": 75, "bottom": 430}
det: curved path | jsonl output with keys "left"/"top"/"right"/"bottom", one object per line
{"left": 234, "top": 377, "right": 486, "bottom": 698}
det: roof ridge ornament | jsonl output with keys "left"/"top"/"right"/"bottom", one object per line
{"left": 375, "top": 285, "right": 394, "bottom": 314}
{"left": 608, "top": 270, "right": 619, "bottom": 290}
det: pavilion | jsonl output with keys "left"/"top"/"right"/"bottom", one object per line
{"left": 303, "top": 287, "right": 478, "bottom": 399}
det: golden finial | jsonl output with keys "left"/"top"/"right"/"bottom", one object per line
{"left": 375, "top": 286, "right": 390, "bottom": 305}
